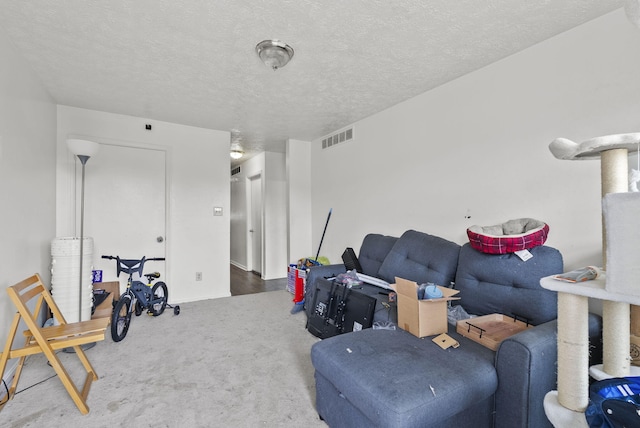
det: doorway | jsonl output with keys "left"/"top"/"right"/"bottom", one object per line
{"left": 249, "top": 174, "right": 263, "bottom": 276}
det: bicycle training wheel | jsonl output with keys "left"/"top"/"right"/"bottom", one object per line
{"left": 150, "top": 281, "right": 168, "bottom": 316}
{"left": 135, "top": 300, "right": 143, "bottom": 316}
{"left": 111, "top": 294, "right": 132, "bottom": 342}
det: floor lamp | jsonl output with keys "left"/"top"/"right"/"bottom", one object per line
{"left": 67, "top": 139, "right": 99, "bottom": 326}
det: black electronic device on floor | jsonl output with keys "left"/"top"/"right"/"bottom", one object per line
{"left": 306, "top": 278, "right": 376, "bottom": 339}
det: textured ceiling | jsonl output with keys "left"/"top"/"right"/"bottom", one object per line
{"left": 0, "top": 1, "right": 623, "bottom": 165}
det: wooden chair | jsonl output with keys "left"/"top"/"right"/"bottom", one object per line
{"left": 0, "top": 274, "right": 109, "bottom": 414}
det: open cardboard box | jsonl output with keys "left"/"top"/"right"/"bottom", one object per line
{"left": 92, "top": 281, "right": 120, "bottom": 319}
{"left": 393, "top": 277, "right": 460, "bottom": 338}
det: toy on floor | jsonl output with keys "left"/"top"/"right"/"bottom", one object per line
{"left": 102, "top": 255, "right": 180, "bottom": 342}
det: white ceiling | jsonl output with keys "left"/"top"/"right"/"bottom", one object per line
{"left": 0, "top": 1, "right": 623, "bottom": 165}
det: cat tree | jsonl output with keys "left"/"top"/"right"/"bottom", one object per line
{"left": 541, "top": 133, "right": 640, "bottom": 427}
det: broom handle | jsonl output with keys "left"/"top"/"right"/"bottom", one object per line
{"left": 315, "top": 208, "right": 332, "bottom": 261}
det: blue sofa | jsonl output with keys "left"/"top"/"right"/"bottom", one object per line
{"left": 306, "top": 230, "right": 602, "bottom": 428}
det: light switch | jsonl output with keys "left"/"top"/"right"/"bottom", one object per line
{"left": 213, "top": 207, "right": 223, "bottom": 216}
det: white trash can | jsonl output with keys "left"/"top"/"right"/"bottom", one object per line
{"left": 51, "top": 237, "right": 94, "bottom": 323}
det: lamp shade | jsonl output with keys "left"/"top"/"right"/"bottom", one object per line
{"left": 67, "top": 139, "right": 99, "bottom": 157}
{"left": 230, "top": 150, "right": 244, "bottom": 160}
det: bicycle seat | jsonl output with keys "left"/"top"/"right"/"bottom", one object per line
{"left": 145, "top": 272, "right": 161, "bottom": 280}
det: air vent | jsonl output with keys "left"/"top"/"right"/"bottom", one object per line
{"left": 321, "top": 127, "right": 354, "bottom": 149}
{"left": 231, "top": 166, "right": 241, "bottom": 175}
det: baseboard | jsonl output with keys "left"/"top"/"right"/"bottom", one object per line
{"left": 230, "top": 260, "right": 248, "bottom": 270}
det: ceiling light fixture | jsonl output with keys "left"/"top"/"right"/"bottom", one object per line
{"left": 256, "top": 40, "right": 294, "bottom": 70}
{"left": 230, "top": 149, "right": 244, "bottom": 160}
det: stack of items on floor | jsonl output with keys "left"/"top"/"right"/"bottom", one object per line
{"left": 305, "top": 220, "right": 603, "bottom": 428}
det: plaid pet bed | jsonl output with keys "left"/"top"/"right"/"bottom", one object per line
{"left": 466, "top": 218, "right": 549, "bottom": 254}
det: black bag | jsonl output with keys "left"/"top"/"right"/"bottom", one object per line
{"left": 341, "top": 247, "right": 363, "bottom": 273}
{"left": 586, "top": 376, "right": 640, "bottom": 428}
{"left": 306, "top": 278, "right": 376, "bottom": 339}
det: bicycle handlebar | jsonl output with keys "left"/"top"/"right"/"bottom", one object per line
{"left": 101, "top": 255, "right": 165, "bottom": 261}
{"left": 101, "top": 255, "right": 165, "bottom": 277}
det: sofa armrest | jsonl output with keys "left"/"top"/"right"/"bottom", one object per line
{"left": 494, "top": 313, "right": 602, "bottom": 428}
{"left": 303, "top": 263, "right": 346, "bottom": 318}
{"left": 494, "top": 319, "right": 557, "bottom": 428}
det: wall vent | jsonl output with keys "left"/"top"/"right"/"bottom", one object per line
{"left": 321, "top": 126, "right": 354, "bottom": 149}
{"left": 231, "top": 166, "right": 241, "bottom": 175}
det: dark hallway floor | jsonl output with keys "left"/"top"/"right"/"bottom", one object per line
{"left": 230, "top": 264, "right": 289, "bottom": 296}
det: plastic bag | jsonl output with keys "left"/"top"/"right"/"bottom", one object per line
{"left": 372, "top": 320, "right": 396, "bottom": 330}
{"left": 586, "top": 376, "right": 640, "bottom": 427}
{"left": 554, "top": 266, "right": 602, "bottom": 283}
{"left": 447, "top": 304, "right": 473, "bottom": 326}
{"left": 334, "top": 270, "right": 363, "bottom": 288}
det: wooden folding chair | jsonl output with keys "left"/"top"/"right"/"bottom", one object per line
{"left": 0, "top": 274, "right": 109, "bottom": 414}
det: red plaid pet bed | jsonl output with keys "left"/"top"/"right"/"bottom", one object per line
{"left": 466, "top": 218, "right": 549, "bottom": 254}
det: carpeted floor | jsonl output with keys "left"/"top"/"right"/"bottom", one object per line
{"left": 0, "top": 290, "right": 326, "bottom": 427}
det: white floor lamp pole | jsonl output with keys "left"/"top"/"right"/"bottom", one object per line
{"left": 67, "top": 139, "right": 99, "bottom": 323}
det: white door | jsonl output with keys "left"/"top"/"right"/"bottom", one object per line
{"left": 249, "top": 174, "right": 263, "bottom": 276}
{"left": 77, "top": 143, "right": 167, "bottom": 292}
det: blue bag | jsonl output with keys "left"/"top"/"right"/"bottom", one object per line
{"left": 585, "top": 376, "right": 640, "bottom": 428}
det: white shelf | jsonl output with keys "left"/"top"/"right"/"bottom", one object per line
{"left": 540, "top": 274, "right": 640, "bottom": 306}
{"left": 589, "top": 364, "right": 640, "bottom": 380}
{"left": 543, "top": 392, "right": 588, "bottom": 428}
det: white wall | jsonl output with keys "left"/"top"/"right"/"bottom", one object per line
{"left": 230, "top": 151, "right": 288, "bottom": 279}
{"left": 0, "top": 28, "right": 57, "bottom": 377}
{"left": 310, "top": 9, "right": 640, "bottom": 271}
{"left": 56, "top": 106, "right": 231, "bottom": 302}
{"left": 286, "top": 139, "right": 313, "bottom": 263}
{"left": 263, "top": 152, "right": 288, "bottom": 278}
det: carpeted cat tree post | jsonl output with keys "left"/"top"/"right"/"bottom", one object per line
{"left": 542, "top": 133, "right": 640, "bottom": 426}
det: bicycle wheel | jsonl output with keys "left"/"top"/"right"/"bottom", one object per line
{"left": 150, "top": 281, "right": 168, "bottom": 316}
{"left": 111, "top": 294, "right": 132, "bottom": 342}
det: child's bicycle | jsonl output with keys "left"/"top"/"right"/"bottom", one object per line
{"left": 101, "top": 255, "right": 180, "bottom": 342}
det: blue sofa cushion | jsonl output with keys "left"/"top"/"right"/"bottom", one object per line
{"left": 358, "top": 233, "right": 398, "bottom": 277}
{"left": 311, "top": 328, "right": 497, "bottom": 427}
{"left": 377, "top": 230, "right": 461, "bottom": 285}
{"left": 454, "top": 243, "right": 562, "bottom": 325}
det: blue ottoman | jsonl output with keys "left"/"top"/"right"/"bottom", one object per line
{"left": 311, "top": 327, "right": 498, "bottom": 428}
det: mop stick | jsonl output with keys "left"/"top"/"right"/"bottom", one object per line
{"left": 315, "top": 208, "right": 333, "bottom": 261}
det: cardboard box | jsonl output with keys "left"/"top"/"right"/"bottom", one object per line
{"left": 632, "top": 306, "right": 640, "bottom": 336}
{"left": 394, "top": 277, "right": 460, "bottom": 338}
{"left": 92, "top": 281, "right": 120, "bottom": 319}
{"left": 456, "top": 314, "right": 531, "bottom": 351}
{"left": 631, "top": 334, "right": 640, "bottom": 367}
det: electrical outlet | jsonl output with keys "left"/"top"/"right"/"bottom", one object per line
{"left": 196, "top": 272, "right": 202, "bottom": 281}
